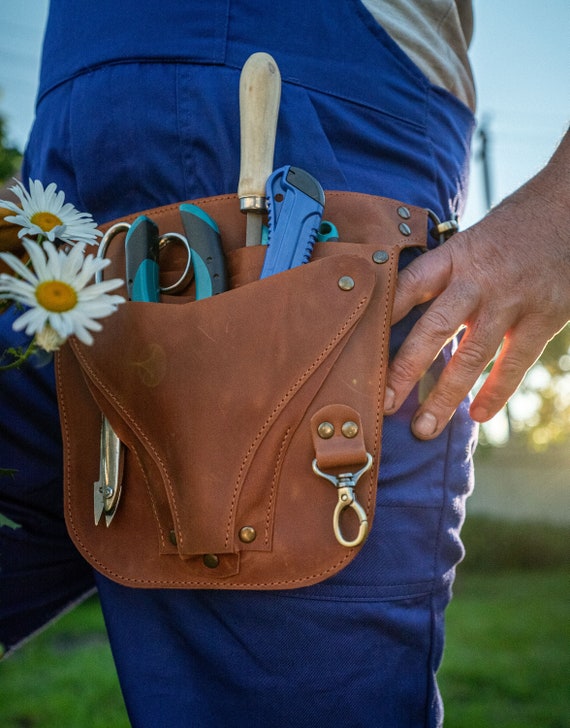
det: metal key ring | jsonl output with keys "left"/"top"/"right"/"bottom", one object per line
{"left": 158, "top": 232, "right": 193, "bottom": 294}
{"left": 96, "top": 223, "right": 192, "bottom": 295}
{"left": 96, "top": 222, "right": 131, "bottom": 284}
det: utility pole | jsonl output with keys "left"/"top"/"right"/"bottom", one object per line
{"left": 477, "top": 116, "right": 494, "bottom": 211}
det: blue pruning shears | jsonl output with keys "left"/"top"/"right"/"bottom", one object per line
{"left": 180, "top": 203, "right": 228, "bottom": 300}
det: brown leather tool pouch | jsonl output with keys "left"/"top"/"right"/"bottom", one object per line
{"left": 56, "top": 191, "right": 427, "bottom": 589}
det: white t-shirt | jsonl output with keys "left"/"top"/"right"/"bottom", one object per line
{"left": 360, "top": 0, "right": 476, "bottom": 111}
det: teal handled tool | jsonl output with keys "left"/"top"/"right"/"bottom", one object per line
{"left": 317, "top": 220, "right": 339, "bottom": 242}
{"left": 179, "top": 204, "right": 228, "bottom": 299}
{"left": 94, "top": 215, "right": 161, "bottom": 527}
{"left": 262, "top": 220, "right": 338, "bottom": 245}
{"left": 125, "top": 215, "right": 161, "bottom": 302}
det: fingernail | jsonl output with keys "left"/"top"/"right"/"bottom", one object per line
{"left": 413, "top": 411, "right": 438, "bottom": 438}
{"left": 384, "top": 386, "right": 395, "bottom": 412}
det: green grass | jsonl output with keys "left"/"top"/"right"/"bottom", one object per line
{"left": 0, "top": 598, "right": 129, "bottom": 728}
{"left": 0, "top": 516, "right": 568, "bottom": 727}
{"left": 439, "top": 570, "right": 569, "bottom": 728}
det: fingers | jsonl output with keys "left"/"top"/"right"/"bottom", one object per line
{"left": 390, "top": 245, "right": 453, "bottom": 325}
{"left": 408, "top": 326, "right": 506, "bottom": 439}
{"left": 385, "top": 183, "right": 570, "bottom": 440}
{"left": 386, "top": 294, "right": 505, "bottom": 439}
{"left": 387, "top": 307, "right": 559, "bottom": 440}
{"left": 469, "top": 322, "right": 553, "bottom": 422}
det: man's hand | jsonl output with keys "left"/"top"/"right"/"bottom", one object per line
{"left": 384, "top": 130, "right": 570, "bottom": 439}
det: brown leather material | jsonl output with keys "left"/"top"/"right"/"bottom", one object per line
{"left": 310, "top": 404, "right": 368, "bottom": 472}
{"left": 56, "top": 191, "right": 427, "bottom": 589}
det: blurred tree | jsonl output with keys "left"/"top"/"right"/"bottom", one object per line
{"left": 0, "top": 113, "right": 22, "bottom": 184}
{"left": 478, "top": 325, "right": 570, "bottom": 451}
{"left": 0, "top": 108, "right": 24, "bottom": 268}
{"left": 511, "top": 324, "right": 570, "bottom": 450}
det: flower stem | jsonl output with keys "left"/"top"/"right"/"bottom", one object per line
{"left": 0, "top": 338, "right": 38, "bottom": 371}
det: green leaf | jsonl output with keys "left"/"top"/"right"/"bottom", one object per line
{"left": 0, "top": 511, "right": 21, "bottom": 530}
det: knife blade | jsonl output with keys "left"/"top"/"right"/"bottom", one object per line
{"left": 93, "top": 415, "right": 124, "bottom": 525}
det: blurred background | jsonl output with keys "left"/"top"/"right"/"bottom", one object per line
{"left": 1, "top": 1, "right": 568, "bottom": 726}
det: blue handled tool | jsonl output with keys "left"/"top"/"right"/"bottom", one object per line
{"left": 260, "top": 165, "right": 325, "bottom": 279}
{"left": 180, "top": 203, "right": 228, "bottom": 299}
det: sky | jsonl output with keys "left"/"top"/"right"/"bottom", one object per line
{"left": 0, "top": 0, "right": 568, "bottom": 227}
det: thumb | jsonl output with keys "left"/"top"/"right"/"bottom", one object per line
{"left": 392, "top": 244, "right": 453, "bottom": 325}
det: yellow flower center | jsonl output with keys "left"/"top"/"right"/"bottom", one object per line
{"left": 30, "top": 211, "right": 63, "bottom": 233}
{"left": 36, "top": 280, "right": 78, "bottom": 312}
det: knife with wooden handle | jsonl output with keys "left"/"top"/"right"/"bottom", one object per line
{"left": 238, "top": 52, "right": 281, "bottom": 246}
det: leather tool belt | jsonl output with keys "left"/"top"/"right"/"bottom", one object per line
{"left": 56, "top": 191, "right": 427, "bottom": 589}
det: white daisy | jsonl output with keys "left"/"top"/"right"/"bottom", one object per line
{"left": 0, "top": 238, "right": 125, "bottom": 350}
{"left": 1, "top": 178, "right": 101, "bottom": 246}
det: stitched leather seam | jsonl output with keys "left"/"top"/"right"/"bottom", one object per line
{"left": 224, "top": 295, "right": 369, "bottom": 550}
{"left": 131, "top": 445, "right": 166, "bottom": 550}
{"left": 367, "top": 251, "right": 398, "bottom": 515}
{"left": 73, "top": 545, "right": 355, "bottom": 588}
{"left": 263, "top": 426, "right": 292, "bottom": 547}
{"left": 71, "top": 346, "right": 185, "bottom": 550}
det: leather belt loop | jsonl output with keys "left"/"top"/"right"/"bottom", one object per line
{"left": 310, "top": 404, "right": 368, "bottom": 472}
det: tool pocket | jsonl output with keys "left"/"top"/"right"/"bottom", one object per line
{"left": 56, "top": 192, "right": 427, "bottom": 589}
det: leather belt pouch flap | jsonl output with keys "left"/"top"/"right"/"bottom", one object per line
{"left": 56, "top": 192, "right": 426, "bottom": 589}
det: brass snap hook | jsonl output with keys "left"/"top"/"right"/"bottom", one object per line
{"left": 312, "top": 452, "right": 373, "bottom": 548}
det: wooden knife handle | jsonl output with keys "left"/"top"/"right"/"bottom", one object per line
{"left": 238, "top": 52, "right": 281, "bottom": 212}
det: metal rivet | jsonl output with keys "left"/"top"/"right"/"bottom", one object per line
{"left": 372, "top": 250, "right": 389, "bottom": 265}
{"left": 397, "top": 206, "right": 411, "bottom": 220}
{"left": 169, "top": 529, "right": 177, "bottom": 546}
{"left": 398, "top": 223, "right": 412, "bottom": 237}
{"left": 317, "top": 421, "right": 335, "bottom": 439}
{"left": 203, "top": 553, "right": 220, "bottom": 569}
{"left": 341, "top": 421, "right": 359, "bottom": 439}
{"left": 239, "top": 526, "right": 257, "bottom": 543}
{"left": 338, "top": 275, "right": 355, "bottom": 291}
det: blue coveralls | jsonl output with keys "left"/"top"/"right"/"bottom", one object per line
{"left": 0, "top": 2, "right": 477, "bottom": 725}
